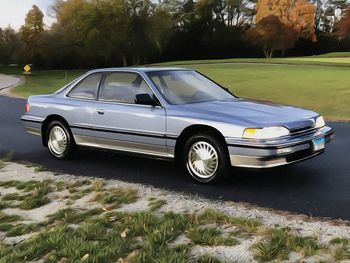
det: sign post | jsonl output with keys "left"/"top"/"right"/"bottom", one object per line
{"left": 23, "top": 65, "right": 32, "bottom": 86}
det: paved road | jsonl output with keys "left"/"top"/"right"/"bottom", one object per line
{"left": 0, "top": 74, "right": 21, "bottom": 90}
{"left": 1, "top": 95, "right": 350, "bottom": 220}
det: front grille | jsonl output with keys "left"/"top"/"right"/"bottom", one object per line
{"left": 290, "top": 125, "right": 315, "bottom": 135}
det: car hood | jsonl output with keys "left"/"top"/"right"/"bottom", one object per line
{"left": 172, "top": 99, "right": 318, "bottom": 130}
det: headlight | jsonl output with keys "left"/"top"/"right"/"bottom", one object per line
{"left": 242, "top": 126, "right": 290, "bottom": 139}
{"left": 315, "top": 116, "right": 325, "bottom": 128}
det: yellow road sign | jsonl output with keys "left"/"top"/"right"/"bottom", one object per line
{"left": 24, "top": 64, "right": 31, "bottom": 72}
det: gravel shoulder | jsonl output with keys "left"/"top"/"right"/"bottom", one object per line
{"left": 0, "top": 161, "right": 349, "bottom": 262}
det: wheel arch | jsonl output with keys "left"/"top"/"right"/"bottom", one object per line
{"left": 174, "top": 124, "right": 228, "bottom": 161}
{"left": 41, "top": 115, "right": 72, "bottom": 146}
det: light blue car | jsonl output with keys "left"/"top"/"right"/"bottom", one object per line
{"left": 21, "top": 68, "right": 334, "bottom": 183}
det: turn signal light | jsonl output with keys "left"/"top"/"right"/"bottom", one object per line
{"left": 25, "top": 102, "right": 30, "bottom": 113}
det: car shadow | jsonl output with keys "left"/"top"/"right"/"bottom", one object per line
{"left": 2, "top": 144, "right": 338, "bottom": 218}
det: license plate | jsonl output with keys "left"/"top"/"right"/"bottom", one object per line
{"left": 313, "top": 138, "right": 325, "bottom": 151}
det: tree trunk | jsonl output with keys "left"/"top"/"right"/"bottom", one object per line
{"left": 281, "top": 49, "right": 286, "bottom": 57}
{"left": 263, "top": 49, "right": 273, "bottom": 58}
{"left": 122, "top": 55, "right": 127, "bottom": 67}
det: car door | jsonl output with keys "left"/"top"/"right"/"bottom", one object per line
{"left": 91, "top": 71, "right": 168, "bottom": 157}
{"left": 65, "top": 73, "right": 103, "bottom": 144}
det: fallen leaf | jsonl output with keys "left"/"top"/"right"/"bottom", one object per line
{"left": 109, "top": 216, "right": 118, "bottom": 222}
{"left": 81, "top": 254, "right": 89, "bottom": 261}
{"left": 121, "top": 229, "right": 129, "bottom": 238}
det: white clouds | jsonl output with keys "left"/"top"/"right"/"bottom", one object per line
{"left": 0, "top": 0, "right": 55, "bottom": 30}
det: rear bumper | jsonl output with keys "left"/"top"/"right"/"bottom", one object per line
{"left": 226, "top": 126, "right": 334, "bottom": 168}
{"left": 21, "top": 115, "right": 43, "bottom": 136}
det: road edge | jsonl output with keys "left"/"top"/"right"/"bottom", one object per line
{"left": 0, "top": 75, "right": 25, "bottom": 98}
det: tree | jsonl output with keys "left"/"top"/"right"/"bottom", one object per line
{"left": 0, "top": 27, "right": 21, "bottom": 65}
{"left": 255, "top": 0, "right": 317, "bottom": 42}
{"left": 21, "top": 5, "right": 45, "bottom": 63}
{"left": 335, "top": 7, "right": 350, "bottom": 39}
{"left": 245, "top": 15, "right": 299, "bottom": 57}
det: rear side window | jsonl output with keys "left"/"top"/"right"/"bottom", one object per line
{"left": 68, "top": 73, "right": 102, "bottom": 99}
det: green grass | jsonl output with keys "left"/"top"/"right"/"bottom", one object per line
{"left": 92, "top": 187, "right": 138, "bottom": 209}
{"left": 0, "top": 211, "right": 22, "bottom": 223}
{"left": 0, "top": 180, "right": 52, "bottom": 210}
{"left": 45, "top": 208, "right": 102, "bottom": 225}
{"left": 187, "top": 226, "right": 238, "bottom": 246}
{"left": 194, "top": 209, "right": 262, "bottom": 234}
{"left": 157, "top": 59, "right": 350, "bottom": 120}
{"left": 148, "top": 198, "right": 167, "bottom": 212}
{"left": 252, "top": 227, "right": 321, "bottom": 262}
{"left": 0, "top": 68, "right": 85, "bottom": 98}
{"left": 0, "top": 161, "right": 5, "bottom": 170}
{"left": 195, "top": 254, "right": 226, "bottom": 263}
{"left": 308, "top": 52, "right": 350, "bottom": 58}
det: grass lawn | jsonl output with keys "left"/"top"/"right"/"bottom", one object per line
{"left": 0, "top": 68, "right": 86, "bottom": 98}
{"left": 1, "top": 53, "right": 350, "bottom": 120}
{"left": 157, "top": 56, "right": 350, "bottom": 120}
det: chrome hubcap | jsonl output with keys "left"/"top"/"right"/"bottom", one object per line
{"left": 187, "top": 141, "right": 219, "bottom": 179}
{"left": 48, "top": 126, "right": 67, "bottom": 155}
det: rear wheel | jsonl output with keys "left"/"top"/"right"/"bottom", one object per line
{"left": 183, "top": 134, "right": 229, "bottom": 183}
{"left": 46, "top": 120, "right": 74, "bottom": 159}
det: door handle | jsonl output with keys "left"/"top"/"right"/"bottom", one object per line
{"left": 97, "top": 109, "right": 105, "bottom": 115}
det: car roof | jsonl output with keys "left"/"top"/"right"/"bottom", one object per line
{"left": 87, "top": 67, "right": 190, "bottom": 74}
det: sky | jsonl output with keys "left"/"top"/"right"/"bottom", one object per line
{"left": 0, "top": 0, "right": 56, "bottom": 30}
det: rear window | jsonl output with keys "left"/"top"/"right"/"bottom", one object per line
{"left": 68, "top": 73, "right": 102, "bottom": 99}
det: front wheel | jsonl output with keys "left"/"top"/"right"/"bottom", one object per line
{"left": 183, "top": 134, "right": 229, "bottom": 183}
{"left": 46, "top": 120, "right": 74, "bottom": 159}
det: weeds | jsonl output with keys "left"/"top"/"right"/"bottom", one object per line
{"left": 187, "top": 226, "right": 238, "bottom": 246}
{"left": 196, "top": 254, "right": 223, "bottom": 263}
{"left": 194, "top": 209, "right": 262, "bottom": 234}
{"left": 90, "top": 180, "right": 105, "bottom": 192}
{"left": 0, "top": 180, "right": 52, "bottom": 192}
{"left": 0, "top": 180, "right": 52, "bottom": 210}
{"left": 0, "top": 160, "right": 5, "bottom": 170}
{"left": 45, "top": 208, "right": 102, "bottom": 225}
{"left": 1, "top": 151, "right": 13, "bottom": 162}
{"left": 92, "top": 187, "right": 138, "bottom": 209}
{"left": 252, "top": 228, "right": 320, "bottom": 262}
{"left": 0, "top": 163, "right": 346, "bottom": 263}
{"left": 0, "top": 211, "right": 22, "bottom": 223}
{"left": 6, "top": 223, "right": 41, "bottom": 237}
{"left": 148, "top": 198, "right": 167, "bottom": 212}
{"left": 329, "top": 237, "right": 350, "bottom": 260}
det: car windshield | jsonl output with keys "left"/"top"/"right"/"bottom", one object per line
{"left": 147, "top": 70, "right": 235, "bottom": 105}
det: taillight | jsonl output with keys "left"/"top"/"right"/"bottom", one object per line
{"left": 25, "top": 102, "right": 30, "bottom": 113}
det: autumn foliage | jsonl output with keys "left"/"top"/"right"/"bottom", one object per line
{"left": 248, "top": 0, "right": 317, "bottom": 57}
{"left": 256, "top": 0, "right": 317, "bottom": 42}
{"left": 335, "top": 7, "right": 350, "bottom": 39}
{"left": 245, "top": 15, "right": 299, "bottom": 58}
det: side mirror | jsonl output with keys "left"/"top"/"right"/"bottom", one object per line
{"left": 135, "top": 93, "right": 158, "bottom": 106}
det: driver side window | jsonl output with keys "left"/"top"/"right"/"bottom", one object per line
{"left": 98, "top": 72, "right": 154, "bottom": 104}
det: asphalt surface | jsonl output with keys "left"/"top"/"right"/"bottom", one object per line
{"left": 0, "top": 74, "right": 21, "bottom": 90}
{"left": 1, "top": 95, "right": 350, "bottom": 220}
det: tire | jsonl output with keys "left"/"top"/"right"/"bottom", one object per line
{"left": 182, "top": 133, "right": 229, "bottom": 183}
{"left": 46, "top": 120, "right": 74, "bottom": 159}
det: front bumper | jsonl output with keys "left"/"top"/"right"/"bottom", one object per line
{"left": 226, "top": 126, "right": 334, "bottom": 168}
